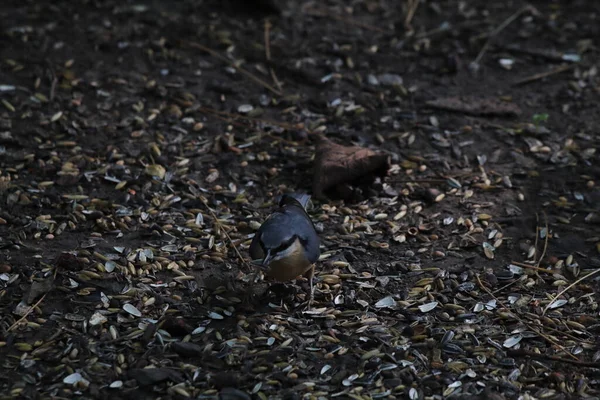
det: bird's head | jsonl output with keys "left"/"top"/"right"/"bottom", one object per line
{"left": 260, "top": 228, "right": 302, "bottom": 264}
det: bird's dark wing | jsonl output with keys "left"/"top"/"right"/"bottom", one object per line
{"left": 283, "top": 208, "right": 321, "bottom": 263}
{"left": 248, "top": 231, "right": 264, "bottom": 260}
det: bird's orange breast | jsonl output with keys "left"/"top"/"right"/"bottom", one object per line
{"left": 265, "top": 239, "right": 313, "bottom": 282}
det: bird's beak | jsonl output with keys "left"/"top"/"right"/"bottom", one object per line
{"left": 262, "top": 249, "right": 274, "bottom": 267}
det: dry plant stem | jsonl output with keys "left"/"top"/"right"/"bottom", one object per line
{"left": 542, "top": 268, "right": 600, "bottom": 315}
{"left": 305, "top": 8, "right": 389, "bottom": 34}
{"left": 476, "top": 274, "right": 579, "bottom": 360}
{"left": 532, "top": 213, "right": 540, "bottom": 265}
{"left": 199, "top": 110, "right": 249, "bottom": 130}
{"left": 507, "top": 349, "right": 600, "bottom": 367}
{"left": 201, "top": 198, "right": 251, "bottom": 271}
{"left": 535, "top": 214, "right": 549, "bottom": 268}
{"left": 50, "top": 75, "right": 57, "bottom": 102}
{"left": 389, "top": 178, "right": 448, "bottom": 184}
{"left": 197, "top": 108, "right": 303, "bottom": 146}
{"left": 512, "top": 64, "right": 575, "bottom": 86}
{"left": 264, "top": 20, "right": 282, "bottom": 92}
{"left": 509, "top": 261, "right": 554, "bottom": 274}
{"left": 7, "top": 293, "right": 47, "bottom": 332}
{"left": 526, "top": 322, "right": 593, "bottom": 345}
{"left": 305, "top": 264, "right": 315, "bottom": 310}
{"left": 472, "top": 5, "right": 534, "bottom": 66}
{"left": 493, "top": 278, "right": 522, "bottom": 294}
{"left": 187, "top": 41, "right": 282, "bottom": 96}
{"left": 266, "top": 133, "right": 304, "bottom": 146}
{"left": 198, "top": 106, "right": 303, "bottom": 131}
{"left": 404, "top": 0, "right": 420, "bottom": 32}
{"left": 45, "top": 60, "right": 57, "bottom": 102}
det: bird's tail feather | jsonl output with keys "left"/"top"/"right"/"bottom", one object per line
{"left": 278, "top": 193, "right": 312, "bottom": 210}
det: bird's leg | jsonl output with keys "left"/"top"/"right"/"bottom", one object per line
{"left": 250, "top": 259, "right": 270, "bottom": 271}
{"left": 303, "top": 264, "right": 315, "bottom": 310}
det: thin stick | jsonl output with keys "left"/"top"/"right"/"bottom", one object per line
{"left": 535, "top": 213, "right": 549, "bottom": 268}
{"left": 305, "top": 9, "right": 390, "bottom": 34}
{"left": 509, "top": 261, "right": 554, "bottom": 275}
{"left": 264, "top": 20, "right": 283, "bottom": 92}
{"left": 492, "top": 277, "right": 522, "bottom": 294}
{"left": 404, "top": 0, "right": 420, "bottom": 32}
{"left": 532, "top": 213, "right": 540, "bottom": 265}
{"left": 7, "top": 293, "right": 47, "bottom": 332}
{"left": 198, "top": 109, "right": 249, "bottom": 130}
{"left": 197, "top": 108, "right": 304, "bottom": 146}
{"left": 200, "top": 198, "right": 251, "bottom": 271}
{"left": 50, "top": 76, "right": 57, "bottom": 102}
{"left": 472, "top": 5, "right": 535, "bottom": 66}
{"left": 525, "top": 322, "right": 592, "bottom": 345}
{"left": 542, "top": 268, "right": 600, "bottom": 315}
{"left": 198, "top": 106, "right": 303, "bottom": 131}
{"left": 476, "top": 274, "right": 578, "bottom": 360}
{"left": 186, "top": 41, "right": 282, "bottom": 96}
{"left": 507, "top": 349, "right": 600, "bottom": 367}
{"left": 512, "top": 64, "right": 574, "bottom": 86}
{"left": 46, "top": 60, "right": 57, "bottom": 102}
{"left": 389, "top": 178, "right": 448, "bottom": 184}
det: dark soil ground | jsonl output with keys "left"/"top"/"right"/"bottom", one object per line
{"left": 1, "top": 0, "right": 599, "bottom": 399}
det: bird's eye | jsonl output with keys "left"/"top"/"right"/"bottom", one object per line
{"left": 276, "top": 235, "right": 297, "bottom": 253}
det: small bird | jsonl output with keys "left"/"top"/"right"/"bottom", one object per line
{"left": 249, "top": 193, "right": 321, "bottom": 307}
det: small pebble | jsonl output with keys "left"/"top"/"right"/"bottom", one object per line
{"left": 238, "top": 104, "right": 253, "bottom": 113}
{"left": 181, "top": 117, "right": 195, "bottom": 125}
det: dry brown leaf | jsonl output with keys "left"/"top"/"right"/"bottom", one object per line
{"left": 313, "top": 135, "right": 390, "bottom": 200}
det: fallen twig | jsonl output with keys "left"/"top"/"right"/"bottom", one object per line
{"left": 492, "top": 277, "right": 523, "bottom": 294}
{"left": 7, "top": 293, "right": 47, "bottom": 332}
{"left": 507, "top": 349, "right": 600, "bottom": 367}
{"left": 535, "top": 214, "right": 549, "bottom": 268}
{"left": 388, "top": 178, "right": 448, "bottom": 184}
{"left": 532, "top": 213, "right": 540, "bottom": 265}
{"left": 200, "top": 196, "right": 251, "bottom": 272}
{"left": 471, "top": 5, "right": 537, "bottom": 69}
{"left": 186, "top": 41, "right": 283, "bottom": 96}
{"left": 476, "top": 274, "right": 578, "bottom": 360}
{"left": 542, "top": 268, "right": 600, "bottom": 315}
{"left": 404, "top": 0, "right": 420, "bottom": 32}
{"left": 510, "top": 260, "right": 554, "bottom": 275}
{"left": 264, "top": 20, "right": 283, "bottom": 92}
{"left": 501, "top": 44, "right": 582, "bottom": 63}
{"left": 304, "top": 8, "right": 390, "bottom": 34}
{"left": 527, "top": 322, "right": 594, "bottom": 345}
{"left": 512, "top": 64, "right": 575, "bottom": 86}
{"left": 197, "top": 106, "right": 303, "bottom": 131}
